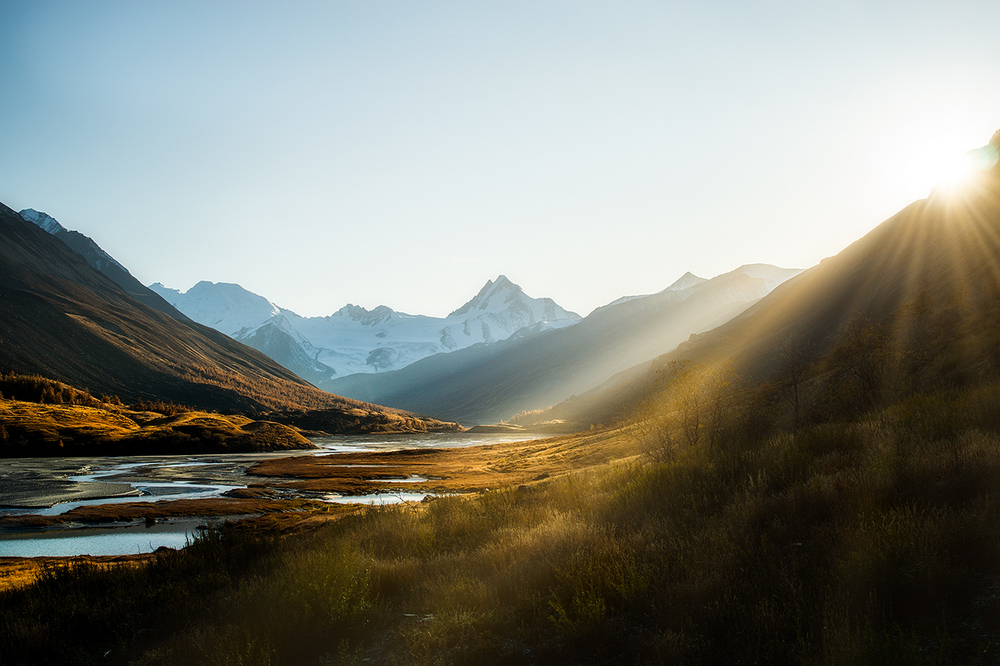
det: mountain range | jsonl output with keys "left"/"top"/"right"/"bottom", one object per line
{"left": 8, "top": 130, "right": 999, "bottom": 434}
{"left": 13, "top": 204, "right": 801, "bottom": 429}
{"left": 1, "top": 203, "right": 458, "bottom": 432}
{"left": 149, "top": 275, "right": 582, "bottom": 387}
{"left": 326, "top": 264, "right": 800, "bottom": 424}
{"left": 143, "top": 233, "right": 800, "bottom": 424}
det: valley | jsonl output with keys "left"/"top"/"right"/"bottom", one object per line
{"left": 4, "top": 125, "right": 1000, "bottom": 663}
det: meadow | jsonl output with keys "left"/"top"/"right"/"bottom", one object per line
{"left": 3, "top": 376, "right": 1000, "bottom": 664}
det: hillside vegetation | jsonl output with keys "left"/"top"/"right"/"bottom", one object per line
{"left": 0, "top": 373, "right": 464, "bottom": 456}
{"left": 0, "top": 374, "right": 315, "bottom": 456}
{"left": 3, "top": 368, "right": 1000, "bottom": 663}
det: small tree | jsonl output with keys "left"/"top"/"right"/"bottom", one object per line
{"left": 778, "top": 336, "right": 808, "bottom": 437}
{"left": 634, "top": 360, "right": 709, "bottom": 461}
{"left": 822, "top": 316, "right": 904, "bottom": 419}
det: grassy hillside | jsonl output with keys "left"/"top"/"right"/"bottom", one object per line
{"left": 0, "top": 397, "right": 315, "bottom": 456}
{"left": 0, "top": 372, "right": 462, "bottom": 455}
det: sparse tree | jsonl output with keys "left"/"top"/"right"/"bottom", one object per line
{"left": 823, "top": 315, "right": 904, "bottom": 418}
{"left": 778, "top": 336, "right": 808, "bottom": 437}
{"left": 634, "top": 360, "right": 712, "bottom": 461}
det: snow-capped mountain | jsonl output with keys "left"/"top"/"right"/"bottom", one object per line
{"left": 149, "top": 275, "right": 582, "bottom": 383}
{"left": 149, "top": 281, "right": 281, "bottom": 337}
{"left": 325, "top": 263, "right": 803, "bottom": 425}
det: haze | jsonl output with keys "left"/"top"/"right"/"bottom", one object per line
{"left": 1, "top": 1, "right": 998, "bottom": 317}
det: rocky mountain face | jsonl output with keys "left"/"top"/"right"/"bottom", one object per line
{"left": 150, "top": 274, "right": 582, "bottom": 384}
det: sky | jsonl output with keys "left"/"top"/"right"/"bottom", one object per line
{"left": 2, "top": 1, "right": 999, "bottom": 319}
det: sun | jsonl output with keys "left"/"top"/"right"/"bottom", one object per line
{"left": 893, "top": 132, "right": 998, "bottom": 201}
{"left": 933, "top": 150, "right": 979, "bottom": 190}
{"left": 871, "top": 109, "right": 998, "bottom": 206}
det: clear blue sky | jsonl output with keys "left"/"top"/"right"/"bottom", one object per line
{"left": 2, "top": 1, "right": 999, "bottom": 317}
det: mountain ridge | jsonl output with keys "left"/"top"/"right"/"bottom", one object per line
{"left": 518, "top": 132, "right": 1000, "bottom": 429}
{"left": 150, "top": 273, "right": 582, "bottom": 383}
{"left": 327, "top": 263, "right": 801, "bottom": 424}
{"left": 0, "top": 201, "right": 461, "bottom": 432}
{"left": 19, "top": 208, "right": 188, "bottom": 320}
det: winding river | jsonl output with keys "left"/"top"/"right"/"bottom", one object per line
{"left": 0, "top": 432, "right": 544, "bottom": 557}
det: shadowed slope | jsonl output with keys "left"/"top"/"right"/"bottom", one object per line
{"left": 18, "top": 208, "right": 189, "bottom": 320}
{"left": 0, "top": 201, "right": 456, "bottom": 430}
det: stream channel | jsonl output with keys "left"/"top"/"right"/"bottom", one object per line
{"left": 0, "top": 432, "right": 543, "bottom": 557}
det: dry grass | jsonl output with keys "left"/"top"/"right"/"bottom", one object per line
{"left": 248, "top": 426, "right": 635, "bottom": 495}
{"left": 0, "top": 398, "right": 314, "bottom": 455}
{"left": 5, "top": 384, "right": 1000, "bottom": 664}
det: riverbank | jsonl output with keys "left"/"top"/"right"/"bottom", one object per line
{"left": 249, "top": 427, "right": 635, "bottom": 495}
{"left": 6, "top": 388, "right": 1000, "bottom": 664}
{"left": 0, "top": 430, "right": 598, "bottom": 584}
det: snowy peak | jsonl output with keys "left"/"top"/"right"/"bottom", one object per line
{"left": 153, "top": 274, "right": 582, "bottom": 382}
{"left": 149, "top": 281, "right": 281, "bottom": 336}
{"left": 665, "top": 271, "right": 706, "bottom": 291}
{"left": 19, "top": 208, "right": 66, "bottom": 234}
{"left": 450, "top": 275, "right": 522, "bottom": 317}
{"left": 333, "top": 304, "right": 396, "bottom": 327}
{"left": 449, "top": 275, "right": 579, "bottom": 323}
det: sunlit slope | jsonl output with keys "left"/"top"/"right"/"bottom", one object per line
{"left": 0, "top": 201, "right": 444, "bottom": 422}
{"left": 329, "top": 265, "right": 799, "bottom": 424}
{"left": 533, "top": 133, "right": 1000, "bottom": 426}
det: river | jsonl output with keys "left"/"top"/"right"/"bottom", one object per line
{"left": 0, "top": 432, "right": 544, "bottom": 557}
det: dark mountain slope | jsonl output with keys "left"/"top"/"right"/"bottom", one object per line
{"left": 526, "top": 133, "right": 1000, "bottom": 427}
{"left": 0, "top": 201, "right": 455, "bottom": 428}
{"left": 18, "top": 208, "right": 188, "bottom": 320}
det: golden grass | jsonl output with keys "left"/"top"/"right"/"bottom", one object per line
{"left": 247, "top": 426, "right": 636, "bottom": 495}
{"left": 0, "top": 398, "right": 314, "bottom": 455}
{"left": 0, "top": 553, "right": 164, "bottom": 593}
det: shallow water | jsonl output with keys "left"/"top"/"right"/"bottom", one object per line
{"left": 322, "top": 491, "right": 438, "bottom": 505}
{"left": 311, "top": 431, "right": 545, "bottom": 454}
{"left": 0, "top": 432, "right": 544, "bottom": 556}
{"left": 0, "top": 527, "right": 195, "bottom": 557}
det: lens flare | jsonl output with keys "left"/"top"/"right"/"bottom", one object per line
{"left": 926, "top": 143, "right": 998, "bottom": 200}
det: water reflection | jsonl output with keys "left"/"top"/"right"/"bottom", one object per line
{"left": 0, "top": 432, "right": 544, "bottom": 556}
{"left": 0, "top": 527, "right": 194, "bottom": 557}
